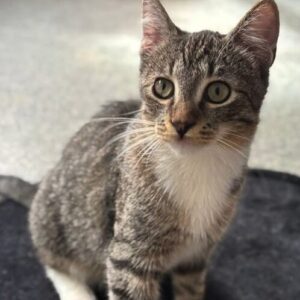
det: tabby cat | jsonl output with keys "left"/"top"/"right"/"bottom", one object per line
{"left": 29, "top": 0, "right": 280, "bottom": 299}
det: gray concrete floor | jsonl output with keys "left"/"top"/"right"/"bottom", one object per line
{"left": 0, "top": 0, "right": 299, "bottom": 183}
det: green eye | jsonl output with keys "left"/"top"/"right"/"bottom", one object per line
{"left": 153, "top": 78, "right": 174, "bottom": 100}
{"left": 206, "top": 81, "right": 231, "bottom": 104}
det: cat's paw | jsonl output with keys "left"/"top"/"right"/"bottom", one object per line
{"left": 46, "top": 266, "right": 97, "bottom": 300}
{"left": 60, "top": 289, "right": 97, "bottom": 300}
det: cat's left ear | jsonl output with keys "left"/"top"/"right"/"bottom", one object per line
{"left": 141, "top": 0, "right": 178, "bottom": 54}
{"left": 229, "top": 0, "right": 280, "bottom": 66}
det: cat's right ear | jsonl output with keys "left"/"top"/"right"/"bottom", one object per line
{"left": 229, "top": 0, "right": 280, "bottom": 66}
{"left": 141, "top": 0, "right": 177, "bottom": 54}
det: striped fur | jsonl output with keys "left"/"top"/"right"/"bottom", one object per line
{"left": 29, "top": 1, "right": 279, "bottom": 299}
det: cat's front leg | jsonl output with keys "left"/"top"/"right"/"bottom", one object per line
{"left": 172, "top": 262, "right": 207, "bottom": 300}
{"left": 106, "top": 239, "right": 162, "bottom": 300}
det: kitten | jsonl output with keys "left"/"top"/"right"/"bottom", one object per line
{"left": 29, "top": 0, "right": 280, "bottom": 299}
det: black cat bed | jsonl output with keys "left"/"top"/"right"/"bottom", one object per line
{"left": 0, "top": 169, "right": 300, "bottom": 300}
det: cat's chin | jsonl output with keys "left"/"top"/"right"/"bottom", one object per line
{"left": 166, "top": 139, "right": 208, "bottom": 156}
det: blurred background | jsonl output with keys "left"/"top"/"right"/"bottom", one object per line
{"left": 0, "top": 0, "right": 299, "bottom": 183}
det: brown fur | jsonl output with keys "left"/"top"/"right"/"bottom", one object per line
{"left": 29, "top": 1, "right": 279, "bottom": 299}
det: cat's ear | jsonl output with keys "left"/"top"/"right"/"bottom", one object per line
{"left": 229, "top": 0, "right": 280, "bottom": 66}
{"left": 141, "top": 0, "right": 178, "bottom": 54}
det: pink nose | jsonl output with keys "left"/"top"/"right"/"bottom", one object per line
{"left": 170, "top": 121, "right": 196, "bottom": 138}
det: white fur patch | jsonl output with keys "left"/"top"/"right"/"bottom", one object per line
{"left": 46, "top": 267, "right": 96, "bottom": 300}
{"left": 155, "top": 141, "right": 248, "bottom": 241}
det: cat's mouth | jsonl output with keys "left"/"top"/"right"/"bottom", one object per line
{"left": 161, "top": 136, "right": 213, "bottom": 156}
{"left": 157, "top": 133, "right": 215, "bottom": 148}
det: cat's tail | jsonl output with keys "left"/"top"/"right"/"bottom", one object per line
{"left": 0, "top": 175, "right": 38, "bottom": 208}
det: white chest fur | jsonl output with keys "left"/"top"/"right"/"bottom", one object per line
{"left": 155, "top": 143, "right": 248, "bottom": 240}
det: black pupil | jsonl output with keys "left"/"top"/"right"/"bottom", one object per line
{"left": 215, "top": 86, "right": 220, "bottom": 96}
{"left": 154, "top": 78, "right": 173, "bottom": 99}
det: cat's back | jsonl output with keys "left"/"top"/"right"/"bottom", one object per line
{"left": 38, "top": 100, "right": 140, "bottom": 200}
{"left": 30, "top": 100, "right": 141, "bottom": 262}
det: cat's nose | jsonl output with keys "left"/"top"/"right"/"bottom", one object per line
{"left": 171, "top": 121, "right": 196, "bottom": 138}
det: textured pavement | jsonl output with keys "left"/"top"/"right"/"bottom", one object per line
{"left": 0, "top": 0, "right": 299, "bottom": 182}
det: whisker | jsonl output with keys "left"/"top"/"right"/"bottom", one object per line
{"left": 134, "top": 138, "right": 159, "bottom": 168}
{"left": 223, "top": 130, "right": 252, "bottom": 142}
{"left": 94, "top": 120, "right": 141, "bottom": 138}
{"left": 117, "top": 134, "right": 155, "bottom": 159}
{"left": 142, "top": 140, "right": 163, "bottom": 173}
{"left": 89, "top": 117, "right": 154, "bottom": 125}
{"left": 105, "top": 128, "right": 154, "bottom": 149}
{"left": 91, "top": 117, "right": 156, "bottom": 143}
{"left": 119, "top": 109, "right": 143, "bottom": 116}
{"left": 221, "top": 137, "right": 248, "bottom": 149}
{"left": 215, "top": 144, "right": 240, "bottom": 173}
{"left": 117, "top": 136, "right": 155, "bottom": 161}
{"left": 145, "top": 139, "right": 161, "bottom": 164}
{"left": 217, "top": 138, "right": 248, "bottom": 159}
{"left": 141, "top": 138, "right": 161, "bottom": 161}
{"left": 113, "top": 127, "right": 154, "bottom": 140}
{"left": 146, "top": 139, "right": 161, "bottom": 158}
{"left": 136, "top": 138, "right": 157, "bottom": 160}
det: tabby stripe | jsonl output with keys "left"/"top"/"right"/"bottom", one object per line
{"left": 207, "top": 60, "right": 215, "bottom": 77}
{"left": 113, "top": 236, "right": 133, "bottom": 245}
{"left": 182, "top": 47, "right": 188, "bottom": 67}
{"left": 175, "top": 283, "right": 198, "bottom": 296}
{"left": 173, "top": 262, "right": 206, "bottom": 275}
{"left": 169, "top": 60, "right": 176, "bottom": 75}
{"left": 112, "top": 287, "right": 135, "bottom": 300}
{"left": 236, "top": 89, "right": 258, "bottom": 112}
{"left": 234, "top": 117, "right": 256, "bottom": 125}
{"left": 109, "top": 257, "right": 161, "bottom": 279}
{"left": 230, "top": 177, "right": 243, "bottom": 195}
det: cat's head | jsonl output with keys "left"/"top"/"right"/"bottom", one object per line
{"left": 139, "top": 0, "right": 279, "bottom": 150}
